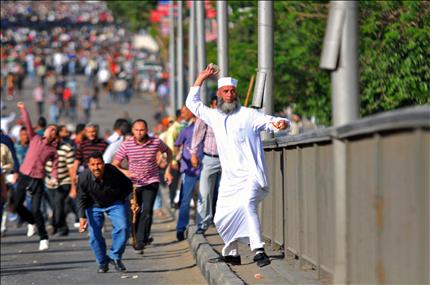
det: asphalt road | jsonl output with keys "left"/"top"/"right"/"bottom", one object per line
{"left": 1, "top": 187, "right": 207, "bottom": 285}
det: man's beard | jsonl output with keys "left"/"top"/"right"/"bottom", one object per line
{"left": 217, "top": 97, "right": 240, "bottom": 115}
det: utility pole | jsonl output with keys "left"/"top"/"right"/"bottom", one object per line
{"left": 188, "top": 1, "right": 196, "bottom": 88}
{"left": 320, "top": 2, "right": 359, "bottom": 283}
{"left": 217, "top": 1, "right": 228, "bottom": 77}
{"left": 258, "top": 1, "right": 274, "bottom": 116}
{"left": 196, "top": 1, "right": 207, "bottom": 104}
{"left": 169, "top": 2, "right": 176, "bottom": 115}
{"left": 176, "top": 0, "right": 184, "bottom": 106}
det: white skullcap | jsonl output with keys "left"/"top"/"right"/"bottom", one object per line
{"left": 218, "top": 77, "right": 238, "bottom": 89}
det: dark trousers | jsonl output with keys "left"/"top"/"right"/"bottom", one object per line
{"left": 14, "top": 174, "right": 48, "bottom": 240}
{"left": 65, "top": 196, "right": 79, "bottom": 223}
{"left": 134, "top": 183, "right": 159, "bottom": 248}
{"left": 168, "top": 168, "right": 180, "bottom": 206}
{"left": 47, "top": 184, "right": 71, "bottom": 234}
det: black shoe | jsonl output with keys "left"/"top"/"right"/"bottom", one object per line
{"left": 253, "top": 252, "right": 271, "bottom": 267}
{"left": 195, "top": 228, "right": 205, "bottom": 235}
{"left": 98, "top": 263, "right": 109, "bottom": 273}
{"left": 144, "top": 236, "right": 154, "bottom": 245}
{"left": 133, "top": 248, "right": 144, "bottom": 254}
{"left": 110, "top": 259, "right": 127, "bottom": 272}
{"left": 56, "top": 228, "right": 69, "bottom": 237}
{"left": 176, "top": 231, "right": 185, "bottom": 241}
{"left": 133, "top": 244, "right": 144, "bottom": 254}
{"left": 208, "top": 255, "right": 241, "bottom": 265}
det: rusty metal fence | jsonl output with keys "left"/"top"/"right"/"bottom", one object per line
{"left": 262, "top": 106, "right": 429, "bottom": 284}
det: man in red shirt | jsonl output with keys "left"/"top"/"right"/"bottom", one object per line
{"left": 14, "top": 102, "right": 59, "bottom": 251}
{"left": 112, "top": 119, "right": 173, "bottom": 254}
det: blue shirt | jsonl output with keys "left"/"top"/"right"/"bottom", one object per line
{"left": 174, "top": 122, "right": 203, "bottom": 176}
{"left": 14, "top": 141, "right": 29, "bottom": 165}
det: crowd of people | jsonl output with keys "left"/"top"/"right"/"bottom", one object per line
{"left": 1, "top": 1, "right": 167, "bottom": 128}
{"left": 1, "top": 66, "right": 291, "bottom": 273}
{"left": 1, "top": 1, "right": 295, "bottom": 274}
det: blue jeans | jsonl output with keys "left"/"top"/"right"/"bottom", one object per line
{"left": 86, "top": 201, "right": 129, "bottom": 265}
{"left": 176, "top": 174, "right": 199, "bottom": 233}
{"left": 196, "top": 155, "right": 221, "bottom": 231}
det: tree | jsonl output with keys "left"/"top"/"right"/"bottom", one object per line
{"left": 207, "top": 1, "right": 429, "bottom": 126}
{"left": 109, "top": 1, "right": 430, "bottom": 126}
{"left": 106, "top": 1, "right": 157, "bottom": 32}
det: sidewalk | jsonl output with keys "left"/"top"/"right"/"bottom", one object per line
{"left": 188, "top": 225, "right": 327, "bottom": 285}
{"left": 161, "top": 186, "right": 326, "bottom": 285}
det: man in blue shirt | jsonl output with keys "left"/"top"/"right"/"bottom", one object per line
{"left": 174, "top": 111, "right": 203, "bottom": 241}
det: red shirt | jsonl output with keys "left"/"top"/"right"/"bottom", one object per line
{"left": 19, "top": 107, "right": 58, "bottom": 179}
{"left": 114, "top": 137, "right": 169, "bottom": 187}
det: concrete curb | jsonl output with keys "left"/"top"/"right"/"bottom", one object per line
{"left": 160, "top": 186, "right": 243, "bottom": 285}
{"left": 187, "top": 225, "right": 245, "bottom": 285}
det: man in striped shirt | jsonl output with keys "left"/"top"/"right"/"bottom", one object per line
{"left": 45, "top": 126, "right": 75, "bottom": 236}
{"left": 112, "top": 119, "right": 173, "bottom": 253}
{"left": 71, "top": 123, "right": 108, "bottom": 198}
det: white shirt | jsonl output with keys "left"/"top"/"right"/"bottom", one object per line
{"left": 186, "top": 86, "right": 289, "bottom": 191}
{"left": 106, "top": 132, "right": 120, "bottom": 144}
{"left": 0, "top": 112, "right": 16, "bottom": 134}
{"left": 103, "top": 136, "right": 124, "bottom": 163}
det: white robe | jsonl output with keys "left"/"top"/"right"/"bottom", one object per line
{"left": 186, "top": 86, "right": 289, "bottom": 253}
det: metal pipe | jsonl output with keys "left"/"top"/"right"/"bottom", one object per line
{"left": 321, "top": 1, "right": 359, "bottom": 125}
{"left": 169, "top": 1, "right": 176, "bottom": 115}
{"left": 320, "top": 2, "right": 359, "bottom": 283}
{"left": 196, "top": 1, "right": 207, "bottom": 104}
{"left": 258, "top": 1, "right": 274, "bottom": 116}
{"left": 188, "top": 1, "right": 196, "bottom": 89}
{"left": 217, "top": 1, "right": 228, "bottom": 77}
{"left": 176, "top": 0, "right": 184, "bottom": 106}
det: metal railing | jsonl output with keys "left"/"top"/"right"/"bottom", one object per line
{"left": 262, "top": 106, "right": 430, "bottom": 284}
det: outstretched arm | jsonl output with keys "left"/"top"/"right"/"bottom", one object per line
{"left": 252, "top": 109, "right": 290, "bottom": 133}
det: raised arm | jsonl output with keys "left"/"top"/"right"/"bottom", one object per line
{"left": 185, "top": 65, "right": 218, "bottom": 125}
{"left": 17, "top": 102, "right": 35, "bottom": 139}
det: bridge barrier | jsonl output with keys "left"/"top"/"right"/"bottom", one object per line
{"left": 262, "top": 106, "right": 430, "bottom": 284}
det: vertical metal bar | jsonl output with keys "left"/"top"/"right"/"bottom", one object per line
{"left": 320, "top": 2, "right": 359, "bottom": 283}
{"left": 169, "top": 1, "right": 176, "bottom": 115}
{"left": 258, "top": 1, "right": 274, "bottom": 116}
{"left": 217, "top": 1, "right": 228, "bottom": 77}
{"left": 176, "top": 0, "right": 184, "bottom": 106}
{"left": 188, "top": 1, "right": 196, "bottom": 88}
{"left": 331, "top": 1, "right": 359, "bottom": 125}
{"left": 196, "top": 1, "right": 207, "bottom": 104}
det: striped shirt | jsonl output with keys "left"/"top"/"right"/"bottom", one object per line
{"left": 45, "top": 142, "right": 74, "bottom": 186}
{"left": 75, "top": 138, "right": 108, "bottom": 168}
{"left": 190, "top": 118, "right": 218, "bottom": 156}
{"left": 114, "top": 136, "right": 169, "bottom": 187}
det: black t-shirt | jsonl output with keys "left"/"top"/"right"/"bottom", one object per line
{"left": 78, "top": 164, "right": 132, "bottom": 218}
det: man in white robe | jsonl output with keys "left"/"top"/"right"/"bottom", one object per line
{"left": 186, "top": 65, "right": 289, "bottom": 267}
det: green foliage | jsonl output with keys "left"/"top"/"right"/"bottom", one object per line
{"left": 111, "top": 1, "right": 430, "bottom": 125}
{"left": 359, "top": 1, "right": 430, "bottom": 116}
{"left": 106, "top": 1, "right": 157, "bottom": 32}
{"left": 208, "top": 1, "right": 430, "bottom": 125}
